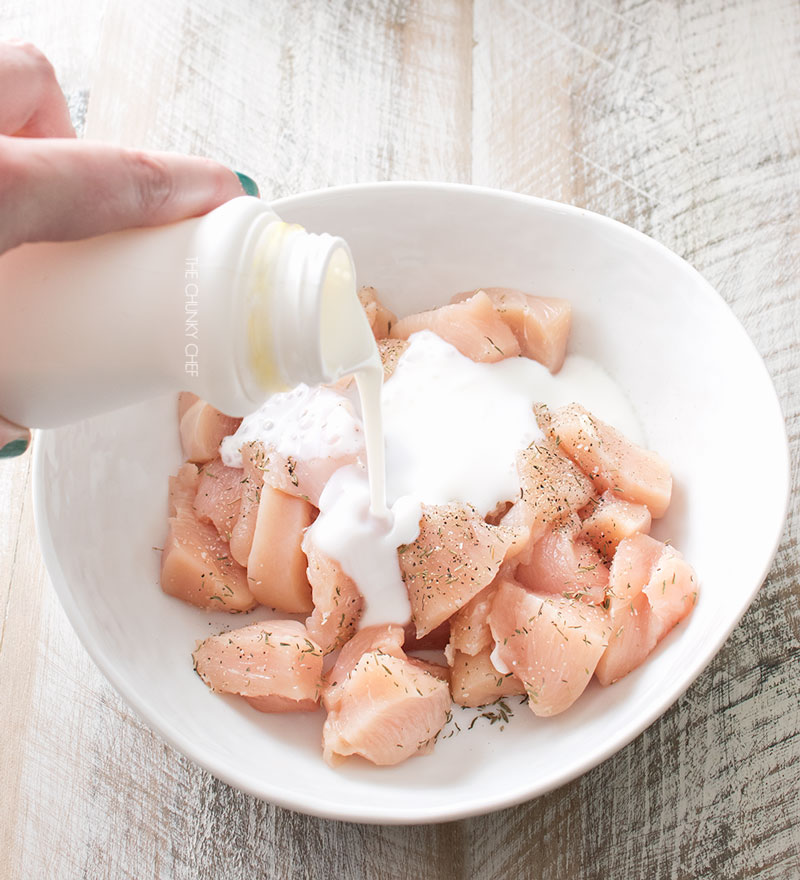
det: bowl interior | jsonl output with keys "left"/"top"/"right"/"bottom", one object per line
{"left": 34, "top": 184, "right": 789, "bottom": 823}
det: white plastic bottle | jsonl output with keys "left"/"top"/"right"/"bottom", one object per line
{"left": 0, "top": 196, "right": 377, "bottom": 427}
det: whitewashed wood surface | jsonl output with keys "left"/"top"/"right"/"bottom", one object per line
{"left": 1, "top": 1, "right": 799, "bottom": 878}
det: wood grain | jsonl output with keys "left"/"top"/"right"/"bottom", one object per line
{"left": 1, "top": 1, "right": 799, "bottom": 878}
{"left": 84, "top": 0, "right": 473, "bottom": 190}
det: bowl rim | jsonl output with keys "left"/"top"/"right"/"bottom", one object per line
{"left": 32, "top": 180, "right": 791, "bottom": 824}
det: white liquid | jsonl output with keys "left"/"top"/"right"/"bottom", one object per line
{"left": 311, "top": 465, "right": 420, "bottom": 626}
{"left": 381, "top": 332, "right": 544, "bottom": 515}
{"left": 220, "top": 383, "right": 364, "bottom": 468}
{"left": 223, "top": 330, "right": 644, "bottom": 627}
{"left": 379, "top": 331, "right": 643, "bottom": 516}
{"left": 355, "top": 364, "right": 389, "bottom": 518}
{"left": 490, "top": 644, "right": 511, "bottom": 675}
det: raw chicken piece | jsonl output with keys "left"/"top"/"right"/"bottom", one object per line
{"left": 230, "top": 438, "right": 356, "bottom": 566}
{"left": 228, "top": 442, "right": 264, "bottom": 566}
{"left": 500, "top": 440, "right": 594, "bottom": 559}
{"left": 247, "top": 486, "right": 315, "bottom": 613}
{"left": 261, "top": 448, "right": 348, "bottom": 508}
{"left": 221, "top": 385, "right": 366, "bottom": 507}
{"left": 485, "top": 500, "right": 513, "bottom": 525}
{"left": 322, "top": 651, "right": 450, "bottom": 766}
{"left": 332, "top": 336, "right": 408, "bottom": 393}
{"left": 595, "top": 534, "right": 698, "bottom": 685}
{"left": 451, "top": 288, "right": 571, "bottom": 372}
{"left": 449, "top": 646, "right": 525, "bottom": 708}
{"left": 161, "top": 465, "right": 255, "bottom": 612}
{"left": 323, "top": 623, "right": 406, "bottom": 710}
{"left": 323, "top": 624, "right": 448, "bottom": 710}
{"left": 448, "top": 584, "right": 498, "bottom": 657}
{"left": 180, "top": 398, "right": 241, "bottom": 464}
{"left": 403, "top": 620, "right": 450, "bottom": 652}
{"left": 168, "top": 462, "right": 199, "bottom": 513}
{"left": 193, "top": 457, "right": 244, "bottom": 541}
{"left": 407, "top": 656, "right": 451, "bottom": 684}
{"left": 378, "top": 338, "right": 409, "bottom": 381}
{"left": 399, "top": 503, "right": 510, "bottom": 637}
{"left": 488, "top": 578, "right": 609, "bottom": 716}
{"left": 390, "top": 291, "right": 521, "bottom": 363}
{"left": 539, "top": 404, "right": 672, "bottom": 518}
{"left": 579, "top": 491, "right": 652, "bottom": 560}
{"left": 245, "top": 437, "right": 362, "bottom": 509}
{"left": 178, "top": 391, "right": 200, "bottom": 421}
{"left": 515, "top": 514, "right": 608, "bottom": 604}
{"left": 358, "top": 286, "right": 398, "bottom": 339}
{"left": 192, "top": 620, "right": 323, "bottom": 712}
{"left": 303, "top": 531, "right": 363, "bottom": 653}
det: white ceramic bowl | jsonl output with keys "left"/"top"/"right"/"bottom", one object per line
{"left": 33, "top": 183, "right": 790, "bottom": 823}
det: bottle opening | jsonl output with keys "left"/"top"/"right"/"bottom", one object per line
{"left": 319, "top": 244, "right": 377, "bottom": 381}
{"left": 240, "top": 219, "right": 379, "bottom": 403}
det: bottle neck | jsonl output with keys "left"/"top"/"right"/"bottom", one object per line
{"left": 239, "top": 218, "right": 378, "bottom": 401}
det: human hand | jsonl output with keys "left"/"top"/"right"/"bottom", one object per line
{"left": 0, "top": 40, "right": 259, "bottom": 457}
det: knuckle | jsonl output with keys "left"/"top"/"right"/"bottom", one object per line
{"left": 16, "top": 41, "right": 57, "bottom": 80}
{"left": 126, "top": 150, "right": 174, "bottom": 216}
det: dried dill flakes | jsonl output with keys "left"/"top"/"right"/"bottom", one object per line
{"left": 485, "top": 335, "right": 504, "bottom": 355}
{"left": 469, "top": 701, "right": 513, "bottom": 729}
{"left": 434, "top": 708, "right": 463, "bottom": 742}
{"left": 286, "top": 455, "right": 299, "bottom": 487}
{"left": 452, "top": 698, "right": 518, "bottom": 734}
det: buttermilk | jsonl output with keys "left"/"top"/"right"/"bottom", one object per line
{"left": 221, "top": 329, "right": 644, "bottom": 627}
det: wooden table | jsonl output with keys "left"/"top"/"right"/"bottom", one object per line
{"left": 2, "top": 2, "right": 798, "bottom": 877}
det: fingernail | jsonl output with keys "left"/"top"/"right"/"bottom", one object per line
{"left": 0, "top": 436, "right": 30, "bottom": 459}
{"left": 235, "top": 172, "right": 260, "bottom": 198}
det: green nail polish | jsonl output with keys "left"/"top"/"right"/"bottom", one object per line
{"left": 235, "top": 172, "right": 260, "bottom": 197}
{"left": 0, "top": 437, "right": 29, "bottom": 459}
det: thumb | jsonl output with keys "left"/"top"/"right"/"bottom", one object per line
{"left": 0, "top": 136, "right": 258, "bottom": 252}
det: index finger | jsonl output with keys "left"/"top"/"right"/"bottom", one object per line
{"left": 0, "top": 137, "right": 250, "bottom": 252}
